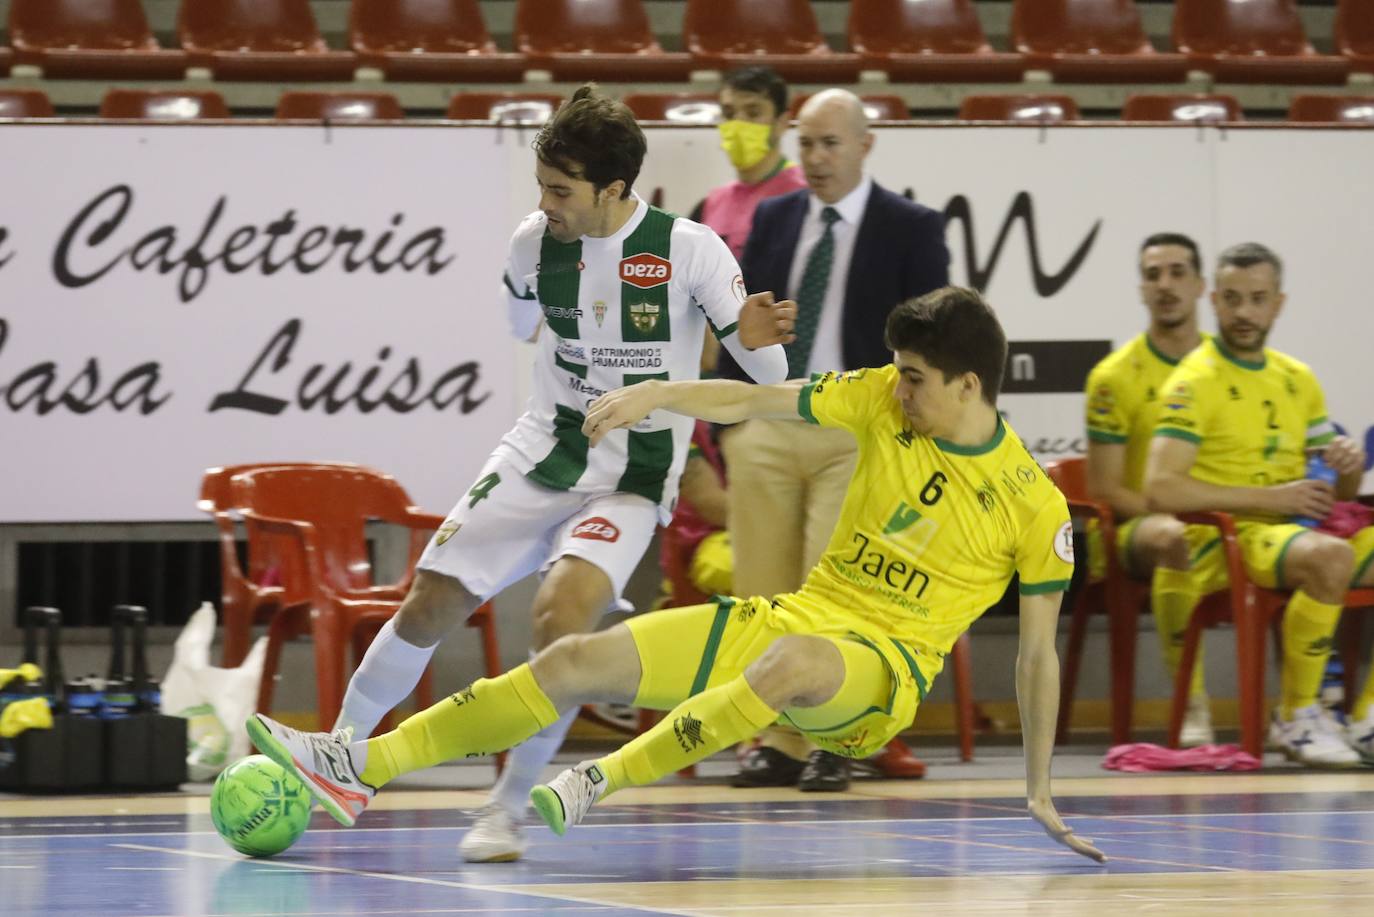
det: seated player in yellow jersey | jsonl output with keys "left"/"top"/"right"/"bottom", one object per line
{"left": 1084, "top": 233, "right": 1212, "bottom": 744}
{"left": 246, "top": 287, "right": 1105, "bottom": 863}
{"left": 1145, "top": 242, "right": 1374, "bottom": 768}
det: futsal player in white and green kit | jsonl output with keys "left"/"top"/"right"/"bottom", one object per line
{"left": 326, "top": 84, "right": 796, "bottom": 862}
{"left": 249, "top": 287, "right": 1106, "bottom": 865}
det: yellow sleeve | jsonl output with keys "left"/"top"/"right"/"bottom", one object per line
{"left": 1152, "top": 365, "right": 1214, "bottom": 446}
{"left": 797, "top": 366, "right": 890, "bottom": 434}
{"left": 1085, "top": 361, "right": 1130, "bottom": 445}
{"left": 1303, "top": 371, "right": 1336, "bottom": 448}
{"left": 1016, "top": 494, "right": 1075, "bottom": 595}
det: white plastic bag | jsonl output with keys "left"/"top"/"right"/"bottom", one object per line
{"left": 161, "top": 602, "right": 267, "bottom": 781}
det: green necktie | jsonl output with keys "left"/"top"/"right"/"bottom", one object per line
{"left": 785, "top": 206, "right": 841, "bottom": 379}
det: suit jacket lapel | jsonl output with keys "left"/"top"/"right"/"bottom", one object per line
{"left": 774, "top": 192, "right": 808, "bottom": 297}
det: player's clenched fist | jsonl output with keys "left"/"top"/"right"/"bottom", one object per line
{"left": 737, "top": 291, "right": 798, "bottom": 350}
{"left": 582, "top": 382, "right": 664, "bottom": 447}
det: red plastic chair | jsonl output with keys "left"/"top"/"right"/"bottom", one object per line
{"left": 622, "top": 92, "right": 722, "bottom": 124}
{"left": 514, "top": 0, "right": 692, "bottom": 80}
{"left": 848, "top": 0, "right": 1024, "bottom": 83}
{"left": 347, "top": 0, "right": 525, "bottom": 82}
{"left": 0, "top": 89, "right": 54, "bottom": 118}
{"left": 446, "top": 92, "right": 563, "bottom": 123}
{"left": 1287, "top": 95, "right": 1374, "bottom": 124}
{"left": 1044, "top": 458, "right": 1143, "bottom": 746}
{"left": 100, "top": 89, "right": 231, "bottom": 120}
{"left": 684, "top": 0, "right": 861, "bottom": 82}
{"left": 1011, "top": 0, "right": 1189, "bottom": 82}
{"left": 225, "top": 464, "right": 502, "bottom": 733}
{"left": 9, "top": 0, "right": 186, "bottom": 78}
{"left": 276, "top": 91, "right": 404, "bottom": 121}
{"left": 177, "top": 0, "right": 356, "bottom": 81}
{"left": 1337, "top": 0, "right": 1374, "bottom": 75}
{"left": 1121, "top": 93, "right": 1243, "bottom": 123}
{"left": 1166, "top": 511, "right": 1374, "bottom": 756}
{"left": 1173, "top": 0, "right": 1349, "bottom": 85}
{"left": 791, "top": 92, "right": 911, "bottom": 122}
{"left": 958, "top": 94, "right": 1081, "bottom": 122}
{"left": 0, "top": 47, "right": 11, "bottom": 75}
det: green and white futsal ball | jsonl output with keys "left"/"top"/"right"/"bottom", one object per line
{"left": 210, "top": 754, "right": 312, "bottom": 857}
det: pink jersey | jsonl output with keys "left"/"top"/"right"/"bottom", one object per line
{"left": 699, "top": 162, "right": 807, "bottom": 261}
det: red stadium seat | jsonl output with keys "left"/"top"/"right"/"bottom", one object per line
{"left": 0, "top": 46, "right": 12, "bottom": 76}
{"left": 1172, "top": 0, "right": 1349, "bottom": 84}
{"left": 1011, "top": 0, "right": 1190, "bottom": 83}
{"left": 622, "top": 92, "right": 722, "bottom": 124}
{"left": 100, "top": 89, "right": 231, "bottom": 120}
{"left": 0, "top": 88, "right": 54, "bottom": 118}
{"left": 1287, "top": 95, "right": 1374, "bottom": 124}
{"left": 178, "top": 0, "right": 356, "bottom": 81}
{"left": 1336, "top": 0, "right": 1374, "bottom": 75}
{"left": 446, "top": 92, "right": 563, "bottom": 123}
{"left": 791, "top": 92, "right": 912, "bottom": 122}
{"left": 9, "top": 0, "right": 187, "bottom": 79}
{"left": 684, "top": 0, "right": 861, "bottom": 82}
{"left": 514, "top": 0, "right": 692, "bottom": 81}
{"left": 348, "top": 0, "right": 526, "bottom": 82}
{"left": 276, "top": 91, "right": 404, "bottom": 121}
{"left": 848, "top": 0, "right": 1024, "bottom": 83}
{"left": 1121, "top": 93, "right": 1243, "bottom": 122}
{"left": 958, "top": 94, "right": 1081, "bottom": 122}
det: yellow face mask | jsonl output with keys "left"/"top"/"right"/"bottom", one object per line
{"left": 718, "top": 119, "right": 774, "bottom": 171}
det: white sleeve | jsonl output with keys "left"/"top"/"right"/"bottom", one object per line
{"left": 681, "top": 220, "right": 788, "bottom": 384}
{"left": 502, "top": 213, "right": 544, "bottom": 341}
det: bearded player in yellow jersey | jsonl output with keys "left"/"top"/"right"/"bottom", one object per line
{"left": 1084, "top": 233, "right": 1212, "bottom": 744}
{"left": 1146, "top": 243, "right": 1374, "bottom": 767}
{"left": 246, "top": 287, "right": 1105, "bottom": 863}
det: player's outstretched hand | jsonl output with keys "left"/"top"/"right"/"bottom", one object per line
{"left": 1028, "top": 797, "right": 1106, "bottom": 864}
{"left": 583, "top": 382, "right": 662, "bottom": 447}
{"left": 737, "top": 291, "right": 798, "bottom": 350}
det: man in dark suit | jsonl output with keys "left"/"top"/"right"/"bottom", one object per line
{"left": 717, "top": 89, "right": 949, "bottom": 791}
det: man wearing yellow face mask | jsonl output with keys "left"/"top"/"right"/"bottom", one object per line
{"left": 693, "top": 66, "right": 807, "bottom": 264}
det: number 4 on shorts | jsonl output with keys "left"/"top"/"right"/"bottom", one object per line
{"left": 467, "top": 472, "right": 501, "bottom": 508}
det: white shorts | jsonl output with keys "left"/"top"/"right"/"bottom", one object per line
{"left": 417, "top": 452, "right": 659, "bottom": 605}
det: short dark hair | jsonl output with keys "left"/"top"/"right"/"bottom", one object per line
{"left": 884, "top": 286, "right": 1008, "bottom": 406}
{"left": 721, "top": 66, "right": 789, "bottom": 120}
{"left": 533, "top": 84, "right": 645, "bottom": 199}
{"left": 1217, "top": 241, "right": 1284, "bottom": 287}
{"left": 1140, "top": 232, "right": 1202, "bottom": 275}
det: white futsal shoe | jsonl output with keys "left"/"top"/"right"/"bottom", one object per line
{"left": 530, "top": 761, "right": 609, "bottom": 837}
{"left": 1179, "top": 695, "right": 1216, "bottom": 747}
{"left": 1269, "top": 704, "right": 1361, "bottom": 768}
{"left": 246, "top": 713, "right": 375, "bottom": 826}
{"left": 1344, "top": 712, "right": 1374, "bottom": 765}
{"left": 459, "top": 802, "right": 529, "bottom": 863}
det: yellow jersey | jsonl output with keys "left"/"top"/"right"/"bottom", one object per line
{"left": 1085, "top": 332, "right": 1205, "bottom": 493}
{"left": 781, "top": 365, "right": 1075, "bottom": 661}
{"left": 1153, "top": 337, "right": 1336, "bottom": 522}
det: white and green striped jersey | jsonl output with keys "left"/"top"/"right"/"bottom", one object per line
{"left": 497, "top": 195, "right": 787, "bottom": 522}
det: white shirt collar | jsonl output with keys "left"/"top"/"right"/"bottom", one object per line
{"left": 807, "top": 174, "right": 872, "bottom": 227}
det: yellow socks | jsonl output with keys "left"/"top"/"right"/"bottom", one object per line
{"left": 359, "top": 664, "right": 559, "bottom": 788}
{"left": 597, "top": 675, "right": 779, "bottom": 796}
{"left": 1280, "top": 590, "right": 1343, "bottom": 718}
{"left": 1152, "top": 566, "right": 1206, "bottom": 699}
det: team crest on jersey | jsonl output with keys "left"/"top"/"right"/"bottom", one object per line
{"left": 628, "top": 302, "right": 661, "bottom": 333}
{"left": 1054, "top": 521, "right": 1075, "bottom": 563}
{"left": 593, "top": 300, "right": 608, "bottom": 327}
{"left": 731, "top": 273, "right": 747, "bottom": 305}
{"left": 1088, "top": 384, "right": 1115, "bottom": 416}
{"left": 620, "top": 252, "right": 672, "bottom": 289}
{"left": 435, "top": 520, "right": 461, "bottom": 546}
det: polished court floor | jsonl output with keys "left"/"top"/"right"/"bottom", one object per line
{"left": 5, "top": 750, "right": 1374, "bottom": 916}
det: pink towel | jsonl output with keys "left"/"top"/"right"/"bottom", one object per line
{"left": 1318, "top": 502, "right": 1374, "bottom": 540}
{"left": 1103, "top": 742, "right": 1262, "bottom": 772}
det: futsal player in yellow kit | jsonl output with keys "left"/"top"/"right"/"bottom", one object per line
{"left": 1145, "top": 243, "right": 1374, "bottom": 767}
{"left": 247, "top": 287, "right": 1106, "bottom": 863}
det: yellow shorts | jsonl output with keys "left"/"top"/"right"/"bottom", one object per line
{"left": 624, "top": 596, "right": 938, "bottom": 759}
{"left": 1086, "top": 515, "right": 1145, "bottom": 581}
{"left": 1182, "top": 522, "right": 1374, "bottom": 592}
